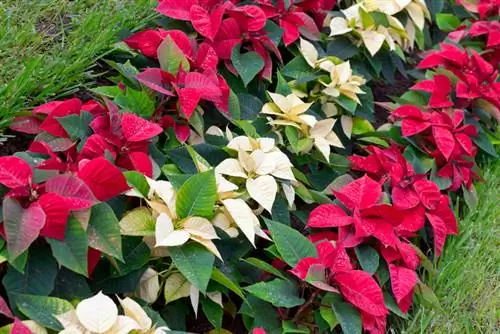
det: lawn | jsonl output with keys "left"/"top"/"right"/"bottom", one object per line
{"left": 400, "top": 162, "right": 500, "bottom": 333}
{"left": 0, "top": 0, "right": 156, "bottom": 129}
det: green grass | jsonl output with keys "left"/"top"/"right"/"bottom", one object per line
{"left": 400, "top": 162, "right": 500, "bottom": 334}
{"left": 0, "top": 0, "right": 157, "bottom": 129}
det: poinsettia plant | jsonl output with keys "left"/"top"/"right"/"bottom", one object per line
{"left": 0, "top": 0, "right": 497, "bottom": 333}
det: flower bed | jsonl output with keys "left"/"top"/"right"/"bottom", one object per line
{"left": 0, "top": 0, "right": 498, "bottom": 333}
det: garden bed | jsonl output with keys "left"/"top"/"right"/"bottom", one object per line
{"left": 0, "top": 0, "right": 498, "bottom": 333}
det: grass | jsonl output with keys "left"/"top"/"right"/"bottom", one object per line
{"left": 0, "top": 0, "right": 157, "bottom": 129}
{"left": 400, "top": 162, "right": 500, "bottom": 334}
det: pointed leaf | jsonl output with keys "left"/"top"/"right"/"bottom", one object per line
{"left": 244, "top": 279, "right": 304, "bottom": 308}
{"left": 231, "top": 46, "right": 265, "bottom": 87}
{"left": 48, "top": 217, "right": 89, "bottom": 276}
{"left": 3, "top": 199, "right": 46, "bottom": 260}
{"left": 87, "top": 203, "right": 123, "bottom": 261}
{"left": 169, "top": 243, "right": 214, "bottom": 293}
{"left": 176, "top": 170, "right": 216, "bottom": 219}
{"left": 15, "top": 294, "right": 74, "bottom": 331}
{"left": 263, "top": 218, "right": 317, "bottom": 267}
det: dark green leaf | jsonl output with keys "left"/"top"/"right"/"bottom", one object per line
{"left": 239, "top": 94, "right": 263, "bottom": 120}
{"left": 354, "top": 245, "right": 379, "bottom": 275}
{"left": 3, "top": 246, "right": 57, "bottom": 297}
{"left": 201, "top": 297, "right": 223, "bottom": 329}
{"left": 263, "top": 218, "right": 317, "bottom": 267}
{"left": 113, "top": 238, "right": 150, "bottom": 276}
{"left": 211, "top": 268, "right": 245, "bottom": 299}
{"left": 244, "top": 279, "right": 304, "bottom": 308}
{"left": 332, "top": 301, "right": 362, "bottom": 334}
{"left": 327, "top": 37, "right": 359, "bottom": 60}
{"left": 16, "top": 294, "right": 73, "bottom": 331}
{"left": 48, "top": 217, "right": 88, "bottom": 276}
{"left": 241, "top": 257, "right": 287, "bottom": 280}
{"left": 87, "top": 203, "right": 123, "bottom": 261}
{"left": 169, "top": 243, "right": 215, "bottom": 293}
{"left": 231, "top": 45, "right": 264, "bottom": 87}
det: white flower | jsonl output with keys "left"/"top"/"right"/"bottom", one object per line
{"left": 310, "top": 119, "right": 344, "bottom": 161}
{"left": 321, "top": 61, "right": 366, "bottom": 104}
{"left": 261, "top": 92, "right": 316, "bottom": 129}
{"left": 328, "top": 3, "right": 410, "bottom": 55}
{"left": 216, "top": 140, "right": 295, "bottom": 214}
{"left": 363, "top": 0, "right": 430, "bottom": 30}
{"left": 155, "top": 213, "right": 222, "bottom": 259}
{"left": 55, "top": 292, "right": 168, "bottom": 334}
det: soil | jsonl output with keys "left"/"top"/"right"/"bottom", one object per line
{"left": 0, "top": 131, "right": 33, "bottom": 156}
{"left": 371, "top": 74, "right": 415, "bottom": 127}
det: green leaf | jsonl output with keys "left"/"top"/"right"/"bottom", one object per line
{"left": 416, "top": 281, "right": 442, "bottom": 310}
{"left": 103, "top": 60, "right": 140, "bottom": 89}
{"left": 336, "top": 95, "right": 357, "bottom": 114}
{"left": 282, "top": 320, "right": 310, "bottom": 333}
{"left": 263, "top": 218, "right": 317, "bottom": 267}
{"left": 201, "top": 297, "right": 223, "bottom": 329}
{"left": 404, "top": 146, "right": 433, "bottom": 174}
{"left": 158, "top": 35, "right": 190, "bottom": 75}
{"left": 55, "top": 115, "right": 85, "bottom": 140}
{"left": 239, "top": 94, "right": 263, "bottom": 120}
{"left": 332, "top": 301, "right": 362, "bottom": 334}
{"left": 244, "top": 279, "right": 305, "bottom": 308}
{"left": 113, "top": 238, "right": 150, "bottom": 276}
{"left": 383, "top": 291, "right": 408, "bottom": 319}
{"left": 354, "top": 245, "right": 379, "bottom": 275}
{"left": 285, "top": 126, "right": 299, "bottom": 151}
{"left": 231, "top": 45, "right": 264, "bottom": 87}
{"left": 327, "top": 37, "right": 359, "bottom": 60}
{"left": 282, "top": 56, "right": 314, "bottom": 80}
{"left": 211, "top": 268, "right": 245, "bottom": 299}
{"left": 320, "top": 293, "right": 340, "bottom": 330}
{"left": 119, "top": 207, "right": 156, "bottom": 236}
{"left": 124, "top": 171, "right": 151, "bottom": 198}
{"left": 241, "top": 257, "right": 287, "bottom": 280}
{"left": 437, "top": 13, "right": 461, "bottom": 31}
{"left": 425, "top": 0, "right": 444, "bottom": 17}
{"left": 15, "top": 294, "right": 74, "bottom": 331}
{"left": 52, "top": 268, "right": 92, "bottom": 300}
{"left": 115, "top": 87, "right": 156, "bottom": 117}
{"left": 90, "top": 86, "right": 122, "bottom": 98}
{"left": 87, "top": 203, "right": 123, "bottom": 261}
{"left": 176, "top": 170, "right": 216, "bottom": 219}
{"left": 47, "top": 217, "right": 88, "bottom": 276}
{"left": 225, "top": 88, "right": 241, "bottom": 120}
{"left": 276, "top": 71, "right": 292, "bottom": 95}
{"left": 3, "top": 246, "right": 58, "bottom": 297}
{"left": 264, "top": 20, "right": 283, "bottom": 46}
{"left": 169, "top": 243, "right": 215, "bottom": 293}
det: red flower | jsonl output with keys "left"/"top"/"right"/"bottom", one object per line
{"left": 308, "top": 175, "right": 401, "bottom": 248}
{"left": 392, "top": 106, "right": 478, "bottom": 161}
{"left": 469, "top": 21, "right": 500, "bottom": 48}
{"left": 411, "top": 74, "right": 453, "bottom": 108}
{"left": 255, "top": 0, "right": 320, "bottom": 46}
{"left": 418, "top": 44, "right": 500, "bottom": 111}
{"left": 84, "top": 110, "right": 163, "bottom": 177}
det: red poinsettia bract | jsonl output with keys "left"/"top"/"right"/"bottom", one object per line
{"left": 418, "top": 43, "right": 500, "bottom": 112}
{"left": 349, "top": 145, "right": 459, "bottom": 255}
{"left": 291, "top": 240, "right": 388, "bottom": 333}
